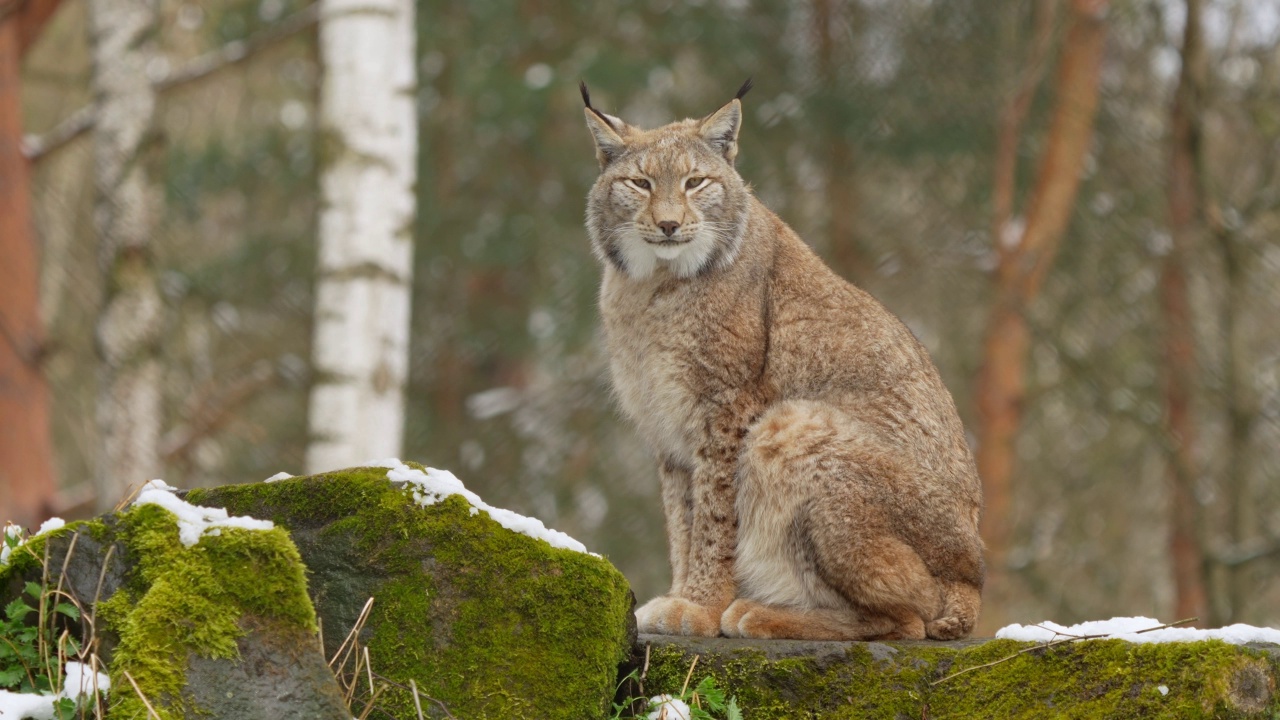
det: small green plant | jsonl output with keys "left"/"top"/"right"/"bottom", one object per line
{"left": 0, "top": 526, "right": 106, "bottom": 719}
{"left": 610, "top": 655, "right": 743, "bottom": 720}
{"left": 0, "top": 580, "right": 81, "bottom": 695}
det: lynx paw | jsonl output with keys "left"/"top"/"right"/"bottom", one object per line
{"left": 719, "top": 598, "right": 757, "bottom": 638}
{"left": 636, "top": 596, "right": 721, "bottom": 636}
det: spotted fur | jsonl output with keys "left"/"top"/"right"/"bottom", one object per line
{"left": 583, "top": 84, "right": 984, "bottom": 641}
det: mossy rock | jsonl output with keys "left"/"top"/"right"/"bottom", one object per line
{"left": 636, "top": 634, "right": 1280, "bottom": 719}
{"left": 188, "top": 465, "right": 636, "bottom": 720}
{"left": 0, "top": 504, "right": 347, "bottom": 720}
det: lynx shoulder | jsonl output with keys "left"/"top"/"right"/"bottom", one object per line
{"left": 582, "top": 80, "right": 984, "bottom": 641}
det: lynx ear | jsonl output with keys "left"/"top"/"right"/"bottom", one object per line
{"left": 581, "top": 81, "right": 629, "bottom": 169}
{"left": 699, "top": 81, "right": 750, "bottom": 164}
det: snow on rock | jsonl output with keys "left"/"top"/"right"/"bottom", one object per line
{"left": 0, "top": 517, "right": 68, "bottom": 567}
{"left": 996, "top": 616, "right": 1280, "bottom": 645}
{"left": 0, "top": 661, "right": 109, "bottom": 719}
{"left": 647, "top": 695, "right": 692, "bottom": 720}
{"left": 377, "top": 459, "right": 600, "bottom": 556}
{"left": 133, "top": 479, "right": 274, "bottom": 547}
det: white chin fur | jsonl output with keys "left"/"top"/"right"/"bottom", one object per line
{"left": 618, "top": 232, "right": 718, "bottom": 280}
{"left": 651, "top": 243, "right": 686, "bottom": 260}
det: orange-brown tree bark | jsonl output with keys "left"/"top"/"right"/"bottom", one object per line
{"left": 975, "top": 0, "right": 1108, "bottom": 624}
{"left": 0, "top": 0, "right": 62, "bottom": 528}
{"left": 812, "top": 0, "right": 867, "bottom": 281}
{"left": 1162, "top": 0, "right": 1210, "bottom": 625}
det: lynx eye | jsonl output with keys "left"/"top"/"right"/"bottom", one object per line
{"left": 685, "top": 177, "right": 708, "bottom": 191}
{"left": 629, "top": 178, "right": 651, "bottom": 191}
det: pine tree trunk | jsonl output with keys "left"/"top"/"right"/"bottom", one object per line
{"left": 0, "top": 11, "right": 59, "bottom": 528}
{"left": 1163, "top": 0, "right": 1210, "bottom": 626}
{"left": 87, "top": 0, "right": 164, "bottom": 510}
{"left": 975, "top": 0, "right": 1108, "bottom": 627}
{"left": 307, "top": 0, "right": 418, "bottom": 472}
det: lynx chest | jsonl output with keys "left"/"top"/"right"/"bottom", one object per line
{"left": 596, "top": 266, "right": 757, "bottom": 461}
{"left": 598, "top": 272, "right": 722, "bottom": 464}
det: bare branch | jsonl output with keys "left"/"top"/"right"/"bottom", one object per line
{"left": 22, "top": 2, "right": 319, "bottom": 161}
{"left": 158, "top": 360, "right": 277, "bottom": 462}
{"left": 931, "top": 618, "right": 1197, "bottom": 686}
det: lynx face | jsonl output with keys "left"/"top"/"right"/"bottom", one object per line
{"left": 584, "top": 94, "right": 752, "bottom": 279}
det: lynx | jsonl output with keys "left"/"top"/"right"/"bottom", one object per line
{"left": 581, "top": 80, "right": 984, "bottom": 641}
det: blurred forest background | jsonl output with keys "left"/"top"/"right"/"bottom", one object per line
{"left": 3, "top": 0, "right": 1279, "bottom": 634}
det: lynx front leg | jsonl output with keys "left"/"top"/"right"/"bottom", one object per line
{"left": 658, "top": 457, "right": 693, "bottom": 595}
{"left": 637, "top": 411, "right": 748, "bottom": 637}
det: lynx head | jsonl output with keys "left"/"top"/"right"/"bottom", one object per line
{"left": 582, "top": 80, "right": 754, "bottom": 279}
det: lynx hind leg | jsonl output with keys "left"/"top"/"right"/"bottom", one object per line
{"left": 737, "top": 401, "right": 942, "bottom": 640}
{"left": 720, "top": 598, "right": 905, "bottom": 641}
{"left": 925, "top": 580, "right": 981, "bottom": 640}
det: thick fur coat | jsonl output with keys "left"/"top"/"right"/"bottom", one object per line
{"left": 583, "top": 83, "right": 984, "bottom": 640}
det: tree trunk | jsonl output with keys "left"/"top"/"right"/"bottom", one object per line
{"left": 87, "top": 0, "right": 164, "bottom": 510}
{"left": 307, "top": 0, "right": 418, "bottom": 472}
{"left": 0, "top": 7, "right": 59, "bottom": 528}
{"left": 1162, "top": 0, "right": 1210, "bottom": 626}
{"left": 975, "top": 0, "right": 1108, "bottom": 626}
{"left": 812, "top": 0, "right": 866, "bottom": 281}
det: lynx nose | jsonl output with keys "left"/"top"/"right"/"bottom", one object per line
{"left": 657, "top": 221, "right": 681, "bottom": 237}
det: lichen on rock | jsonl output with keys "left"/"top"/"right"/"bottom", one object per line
{"left": 189, "top": 464, "right": 636, "bottom": 720}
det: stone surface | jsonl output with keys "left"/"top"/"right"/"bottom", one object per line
{"left": 634, "top": 634, "right": 1280, "bottom": 719}
{"left": 0, "top": 504, "right": 347, "bottom": 720}
{"left": 189, "top": 465, "right": 636, "bottom": 720}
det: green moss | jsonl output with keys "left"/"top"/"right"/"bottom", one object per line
{"left": 102, "top": 502, "right": 317, "bottom": 719}
{"left": 0, "top": 521, "right": 82, "bottom": 588}
{"left": 194, "top": 466, "right": 635, "bottom": 720}
{"left": 643, "top": 637, "right": 1280, "bottom": 719}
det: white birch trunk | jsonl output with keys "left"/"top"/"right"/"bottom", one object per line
{"left": 307, "top": 0, "right": 417, "bottom": 472}
{"left": 87, "top": 0, "right": 164, "bottom": 510}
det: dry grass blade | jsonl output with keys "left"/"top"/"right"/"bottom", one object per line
{"left": 370, "top": 671, "right": 458, "bottom": 720}
{"left": 54, "top": 531, "right": 79, "bottom": 601}
{"left": 113, "top": 482, "right": 148, "bottom": 513}
{"left": 91, "top": 653, "right": 105, "bottom": 719}
{"left": 88, "top": 543, "right": 116, "bottom": 651}
{"left": 355, "top": 683, "right": 386, "bottom": 720}
{"left": 410, "top": 678, "right": 426, "bottom": 720}
{"left": 123, "top": 670, "right": 163, "bottom": 720}
{"left": 344, "top": 642, "right": 363, "bottom": 706}
{"left": 679, "top": 654, "right": 699, "bottom": 696}
{"left": 330, "top": 596, "right": 375, "bottom": 669}
{"left": 364, "top": 646, "right": 375, "bottom": 695}
{"left": 931, "top": 617, "right": 1201, "bottom": 686}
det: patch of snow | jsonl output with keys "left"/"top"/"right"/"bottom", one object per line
{"left": 36, "top": 518, "right": 65, "bottom": 535}
{"left": 996, "top": 617, "right": 1280, "bottom": 645}
{"left": 264, "top": 471, "right": 294, "bottom": 483}
{"left": 133, "top": 479, "right": 274, "bottom": 547}
{"left": 62, "top": 662, "right": 110, "bottom": 697}
{"left": 0, "top": 661, "right": 109, "bottom": 719}
{"left": 1, "top": 517, "right": 69, "bottom": 567}
{"left": 382, "top": 460, "right": 599, "bottom": 557}
{"left": 647, "top": 695, "right": 691, "bottom": 720}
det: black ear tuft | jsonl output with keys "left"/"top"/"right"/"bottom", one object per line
{"left": 735, "top": 77, "right": 754, "bottom": 101}
{"left": 580, "top": 80, "right": 617, "bottom": 128}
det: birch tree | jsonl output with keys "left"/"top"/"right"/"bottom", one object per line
{"left": 87, "top": 0, "right": 163, "bottom": 510}
{"left": 307, "top": 0, "right": 417, "bottom": 472}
